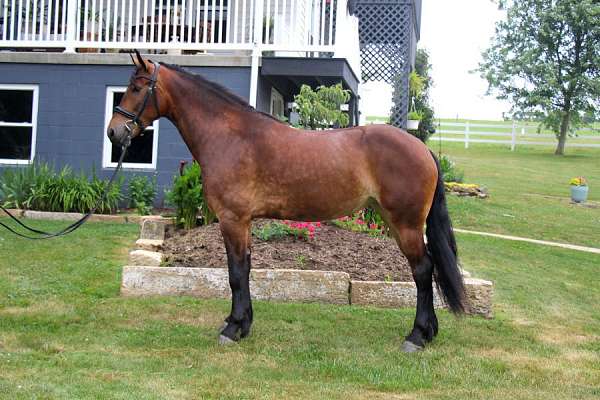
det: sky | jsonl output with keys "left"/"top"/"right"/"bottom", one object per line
{"left": 360, "top": 0, "right": 512, "bottom": 121}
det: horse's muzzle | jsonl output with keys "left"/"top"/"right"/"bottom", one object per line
{"left": 107, "top": 125, "right": 130, "bottom": 147}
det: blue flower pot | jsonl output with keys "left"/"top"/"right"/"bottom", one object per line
{"left": 570, "top": 185, "right": 589, "bottom": 203}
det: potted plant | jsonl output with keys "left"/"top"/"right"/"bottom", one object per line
{"left": 407, "top": 110, "right": 422, "bottom": 130}
{"left": 569, "top": 176, "right": 589, "bottom": 203}
{"left": 407, "top": 71, "right": 425, "bottom": 131}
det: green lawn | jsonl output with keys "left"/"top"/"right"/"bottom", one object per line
{"left": 431, "top": 142, "right": 600, "bottom": 248}
{"left": 1, "top": 216, "right": 599, "bottom": 399}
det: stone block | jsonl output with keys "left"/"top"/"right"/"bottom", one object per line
{"left": 121, "top": 267, "right": 351, "bottom": 305}
{"left": 140, "top": 219, "right": 166, "bottom": 240}
{"left": 464, "top": 278, "right": 494, "bottom": 318}
{"left": 350, "top": 281, "right": 444, "bottom": 308}
{"left": 129, "top": 250, "right": 164, "bottom": 267}
{"left": 23, "top": 210, "right": 83, "bottom": 221}
{"left": 135, "top": 239, "right": 164, "bottom": 251}
{"left": 251, "top": 269, "right": 350, "bottom": 304}
{"left": 350, "top": 277, "right": 493, "bottom": 318}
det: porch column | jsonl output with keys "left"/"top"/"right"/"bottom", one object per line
{"left": 64, "top": 0, "right": 78, "bottom": 53}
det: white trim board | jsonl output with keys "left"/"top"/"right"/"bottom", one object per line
{"left": 102, "top": 86, "right": 160, "bottom": 170}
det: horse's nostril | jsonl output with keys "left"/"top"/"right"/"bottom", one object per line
{"left": 108, "top": 128, "right": 115, "bottom": 138}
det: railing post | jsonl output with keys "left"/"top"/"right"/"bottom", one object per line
{"left": 249, "top": 0, "right": 264, "bottom": 107}
{"left": 64, "top": 0, "right": 78, "bottom": 53}
{"left": 511, "top": 120, "right": 516, "bottom": 151}
{"left": 465, "top": 121, "right": 470, "bottom": 149}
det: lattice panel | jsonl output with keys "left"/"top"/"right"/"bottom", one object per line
{"left": 355, "top": 0, "right": 413, "bottom": 128}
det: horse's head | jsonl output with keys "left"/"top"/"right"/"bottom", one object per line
{"left": 107, "top": 50, "right": 162, "bottom": 147}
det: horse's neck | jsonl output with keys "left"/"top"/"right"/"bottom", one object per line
{"left": 163, "top": 75, "right": 248, "bottom": 165}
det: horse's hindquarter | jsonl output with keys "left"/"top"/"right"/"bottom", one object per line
{"left": 252, "top": 126, "right": 376, "bottom": 220}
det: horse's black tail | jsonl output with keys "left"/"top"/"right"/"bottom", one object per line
{"left": 425, "top": 152, "right": 466, "bottom": 314}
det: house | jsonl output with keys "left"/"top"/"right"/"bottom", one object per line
{"left": 0, "top": 0, "right": 421, "bottom": 202}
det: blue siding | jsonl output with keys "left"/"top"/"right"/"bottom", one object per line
{"left": 0, "top": 63, "right": 251, "bottom": 205}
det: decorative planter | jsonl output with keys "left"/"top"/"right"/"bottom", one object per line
{"left": 407, "top": 119, "right": 420, "bottom": 130}
{"left": 570, "top": 185, "right": 589, "bottom": 203}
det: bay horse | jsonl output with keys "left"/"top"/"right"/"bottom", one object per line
{"left": 107, "top": 51, "right": 466, "bottom": 352}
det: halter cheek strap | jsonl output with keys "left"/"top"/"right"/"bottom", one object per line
{"left": 114, "top": 61, "right": 161, "bottom": 134}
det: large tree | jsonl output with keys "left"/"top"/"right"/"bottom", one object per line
{"left": 479, "top": 0, "right": 600, "bottom": 155}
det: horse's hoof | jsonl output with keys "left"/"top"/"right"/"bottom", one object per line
{"left": 401, "top": 340, "right": 423, "bottom": 353}
{"left": 218, "top": 334, "right": 237, "bottom": 346}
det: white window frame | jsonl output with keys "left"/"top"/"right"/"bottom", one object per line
{"left": 0, "top": 84, "right": 39, "bottom": 165}
{"left": 103, "top": 86, "right": 159, "bottom": 170}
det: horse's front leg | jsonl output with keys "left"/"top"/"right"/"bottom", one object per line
{"left": 218, "top": 216, "right": 253, "bottom": 344}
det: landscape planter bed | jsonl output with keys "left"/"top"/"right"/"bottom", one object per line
{"left": 123, "top": 218, "right": 494, "bottom": 318}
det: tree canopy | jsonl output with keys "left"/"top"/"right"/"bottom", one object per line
{"left": 479, "top": 0, "right": 600, "bottom": 155}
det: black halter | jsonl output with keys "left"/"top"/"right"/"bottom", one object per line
{"left": 114, "top": 61, "right": 161, "bottom": 139}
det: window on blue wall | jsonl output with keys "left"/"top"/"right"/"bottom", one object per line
{"left": 0, "top": 85, "right": 39, "bottom": 164}
{"left": 103, "top": 87, "right": 159, "bottom": 169}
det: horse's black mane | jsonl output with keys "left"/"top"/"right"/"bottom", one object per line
{"left": 159, "top": 62, "right": 279, "bottom": 122}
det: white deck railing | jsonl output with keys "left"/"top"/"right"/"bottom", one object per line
{"left": 0, "top": 0, "right": 356, "bottom": 55}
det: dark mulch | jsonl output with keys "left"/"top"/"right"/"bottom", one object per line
{"left": 163, "top": 220, "right": 413, "bottom": 282}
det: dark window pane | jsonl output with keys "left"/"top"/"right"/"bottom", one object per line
{"left": 113, "top": 91, "right": 124, "bottom": 105}
{"left": 0, "top": 126, "right": 32, "bottom": 160}
{"left": 0, "top": 90, "right": 33, "bottom": 123}
{"left": 111, "top": 130, "right": 154, "bottom": 164}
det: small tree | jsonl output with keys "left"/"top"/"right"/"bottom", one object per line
{"left": 294, "top": 84, "right": 351, "bottom": 129}
{"left": 478, "top": 0, "right": 600, "bottom": 155}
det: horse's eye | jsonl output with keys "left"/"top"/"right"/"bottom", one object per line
{"left": 131, "top": 84, "right": 141, "bottom": 93}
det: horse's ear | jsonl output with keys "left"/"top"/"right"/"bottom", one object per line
{"left": 131, "top": 50, "right": 147, "bottom": 72}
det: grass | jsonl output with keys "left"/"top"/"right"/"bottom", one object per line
{"left": 431, "top": 142, "right": 600, "bottom": 248}
{"left": 1, "top": 140, "right": 600, "bottom": 398}
{"left": 0, "top": 218, "right": 599, "bottom": 399}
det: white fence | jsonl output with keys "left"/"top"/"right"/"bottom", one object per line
{"left": 431, "top": 121, "right": 600, "bottom": 150}
{"left": 0, "top": 0, "right": 354, "bottom": 54}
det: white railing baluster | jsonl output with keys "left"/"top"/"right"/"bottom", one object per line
{"left": 328, "top": 0, "right": 333, "bottom": 45}
{"left": 62, "top": 0, "right": 67, "bottom": 39}
{"left": 264, "top": 0, "right": 270, "bottom": 44}
{"left": 226, "top": 0, "right": 232, "bottom": 43}
{"left": 150, "top": 0, "right": 156, "bottom": 42}
{"left": 83, "top": 0, "right": 89, "bottom": 41}
{"left": 157, "top": 0, "right": 163, "bottom": 42}
{"left": 142, "top": 0, "right": 147, "bottom": 42}
{"left": 113, "top": 0, "right": 118, "bottom": 42}
{"left": 164, "top": 0, "right": 170, "bottom": 42}
{"left": 232, "top": 0, "right": 237, "bottom": 43}
{"left": 202, "top": 0, "right": 208, "bottom": 42}
{"left": 218, "top": 0, "right": 223, "bottom": 43}
{"left": 98, "top": 0, "right": 104, "bottom": 41}
{"left": 91, "top": 0, "right": 96, "bottom": 41}
{"left": 128, "top": 0, "right": 133, "bottom": 41}
{"left": 290, "top": 0, "right": 295, "bottom": 45}
{"left": 64, "top": 0, "right": 78, "bottom": 51}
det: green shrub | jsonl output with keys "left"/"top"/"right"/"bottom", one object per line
{"left": 439, "top": 155, "right": 464, "bottom": 183}
{"left": 1, "top": 163, "right": 123, "bottom": 213}
{"left": 253, "top": 222, "right": 292, "bottom": 241}
{"left": 128, "top": 175, "right": 157, "bottom": 215}
{"left": 165, "top": 161, "right": 214, "bottom": 229}
{"left": 0, "top": 163, "right": 52, "bottom": 209}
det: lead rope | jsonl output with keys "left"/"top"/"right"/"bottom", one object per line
{"left": 0, "top": 143, "right": 130, "bottom": 240}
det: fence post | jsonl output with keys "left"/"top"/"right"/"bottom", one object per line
{"left": 465, "top": 121, "right": 470, "bottom": 149}
{"left": 64, "top": 0, "right": 78, "bottom": 53}
{"left": 511, "top": 120, "right": 516, "bottom": 151}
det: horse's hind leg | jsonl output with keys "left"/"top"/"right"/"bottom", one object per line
{"left": 218, "top": 216, "right": 253, "bottom": 344}
{"left": 388, "top": 223, "right": 438, "bottom": 352}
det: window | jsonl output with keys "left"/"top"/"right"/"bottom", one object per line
{"left": 270, "top": 88, "right": 285, "bottom": 119}
{"left": 0, "top": 84, "right": 38, "bottom": 164}
{"left": 103, "top": 87, "right": 159, "bottom": 169}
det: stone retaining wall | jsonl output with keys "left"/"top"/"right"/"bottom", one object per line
{"left": 122, "top": 217, "right": 495, "bottom": 318}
